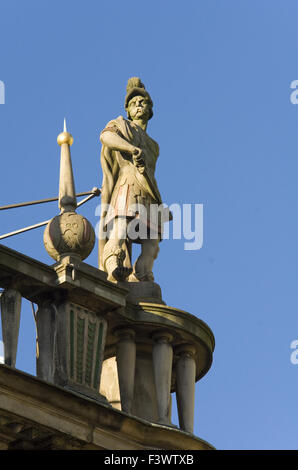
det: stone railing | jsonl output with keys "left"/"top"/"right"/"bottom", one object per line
{"left": 0, "top": 243, "right": 215, "bottom": 435}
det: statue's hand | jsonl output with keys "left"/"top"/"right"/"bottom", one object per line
{"left": 132, "top": 147, "right": 145, "bottom": 173}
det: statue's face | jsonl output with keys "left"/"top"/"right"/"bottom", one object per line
{"left": 128, "top": 95, "right": 151, "bottom": 121}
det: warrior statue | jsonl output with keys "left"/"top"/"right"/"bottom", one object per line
{"left": 99, "top": 77, "right": 168, "bottom": 283}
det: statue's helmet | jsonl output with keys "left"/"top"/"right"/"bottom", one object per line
{"left": 125, "top": 77, "right": 153, "bottom": 120}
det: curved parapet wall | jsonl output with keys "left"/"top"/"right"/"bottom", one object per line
{"left": 104, "top": 301, "right": 215, "bottom": 385}
{"left": 101, "top": 300, "right": 215, "bottom": 435}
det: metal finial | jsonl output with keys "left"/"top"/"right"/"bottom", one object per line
{"left": 63, "top": 118, "right": 67, "bottom": 132}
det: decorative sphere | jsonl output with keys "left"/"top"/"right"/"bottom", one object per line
{"left": 57, "top": 131, "right": 74, "bottom": 146}
{"left": 44, "top": 212, "right": 95, "bottom": 261}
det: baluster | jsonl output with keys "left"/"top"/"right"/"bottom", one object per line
{"left": 115, "top": 328, "right": 136, "bottom": 413}
{"left": 0, "top": 288, "right": 22, "bottom": 367}
{"left": 176, "top": 344, "right": 196, "bottom": 433}
{"left": 152, "top": 331, "right": 173, "bottom": 425}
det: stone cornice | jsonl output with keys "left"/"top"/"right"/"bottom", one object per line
{"left": 0, "top": 365, "right": 215, "bottom": 450}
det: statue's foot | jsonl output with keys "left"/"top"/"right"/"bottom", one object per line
{"left": 111, "top": 266, "right": 132, "bottom": 282}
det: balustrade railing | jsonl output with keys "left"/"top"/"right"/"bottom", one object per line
{"left": 0, "top": 247, "right": 214, "bottom": 435}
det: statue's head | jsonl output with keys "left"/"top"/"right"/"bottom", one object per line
{"left": 125, "top": 77, "right": 153, "bottom": 121}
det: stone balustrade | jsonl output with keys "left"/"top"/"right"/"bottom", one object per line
{"left": 100, "top": 300, "right": 215, "bottom": 434}
{"left": 0, "top": 243, "right": 215, "bottom": 438}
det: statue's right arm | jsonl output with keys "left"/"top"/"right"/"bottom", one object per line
{"left": 100, "top": 130, "right": 137, "bottom": 155}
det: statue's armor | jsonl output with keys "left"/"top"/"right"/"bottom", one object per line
{"left": 101, "top": 116, "right": 162, "bottom": 235}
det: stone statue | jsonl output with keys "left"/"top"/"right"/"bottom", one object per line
{"left": 99, "top": 78, "right": 168, "bottom": 283}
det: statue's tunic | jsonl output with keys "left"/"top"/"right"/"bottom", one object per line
{"left": 100, "top": 116, "right": 162, "bottom": 233}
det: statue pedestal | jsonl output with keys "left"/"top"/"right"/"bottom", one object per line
{"left": 117, "top": 281, "right": 165, "bottom": 305}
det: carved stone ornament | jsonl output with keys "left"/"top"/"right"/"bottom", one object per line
{"left": 44, "top": 211, "right": 95, "bottom": 262}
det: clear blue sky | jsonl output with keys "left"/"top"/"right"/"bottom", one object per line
{"left": 1, "top": 0, "right": 298, "bottom": 450}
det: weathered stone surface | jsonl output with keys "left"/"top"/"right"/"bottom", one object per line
{"left": 104, "top": 302, "right": 215, "bottom": 384}
{"left": 176, "top": 345, "right": 196, "bottom": 434}
{"left": 115, "top": 328, "right": 136, "bottom": 414}
{"left": 132, "top": 352, "right": 159, "bottom": 422}
{"left": 152, "top": 331, "right": 174, "bottom": 426}
{"left": 0, "top": 244, "right": 215, "bottom": 444}
{"left": 100, "top": 357, "right": 121, "bottom": 410}
{"left": 101, "top": 300, "right": 215, "bottom": 432}
{"left": 117, "top": 280, "right": 164, "bottom": 304}
{"left": 101, "top": 352, "right": 160, "bottom": 423}
{"left": 44, "top": 212, "right": 95, "bottom": 262}
{"left": 36, "top": 300, "right": 108, "bottom": 404}
{"left": 0, "top": 289, "right": 21, "bottom": 367}
{"left": 36, "top": 301, "right": 56, "bottom": 382}
{"left": 0, "top": 365, "right": 215, "bottom": 450}
{"left": 0, "top": 244, "right": 127, "bottom": 310}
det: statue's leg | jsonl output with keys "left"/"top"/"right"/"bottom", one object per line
{"left": 133, "top": 238, "right": 160, "bottom": 282}
{"left": 103, "top": 217, "right": 132, "bottom": 282}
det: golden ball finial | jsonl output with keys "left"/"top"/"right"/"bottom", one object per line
{"left": 57, "top": 132, "right": 74, "bottom": 146}
{"left": 57, "top": 118, "right": 73, "bottom": 146}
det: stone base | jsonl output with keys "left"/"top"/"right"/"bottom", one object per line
{"left": 0, "top": 364, "right": 216, "bottom": 450}
{"left": 117, "top": 281, "right": 165, "bottom": 305}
